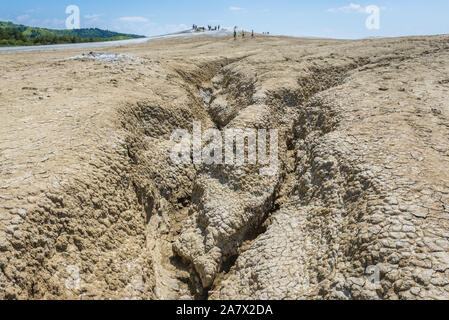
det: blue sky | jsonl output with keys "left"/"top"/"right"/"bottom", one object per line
{"left": 1, "top": 0, "right": 448, "bottom": 39}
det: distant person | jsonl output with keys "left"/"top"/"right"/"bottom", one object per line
{"left": 242, "top": 30, "right": 245, "bottom": 38}
{"left": 251, "top": 30, "right": 254, "bottom": 38}
{"left": 218, "top": 25, "right": 221, "bottom": 30}
{"left": 234, "top": 29, "right": 237, "bottom": 40}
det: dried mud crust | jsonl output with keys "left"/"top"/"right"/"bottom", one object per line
{"left": 211, "top": 50, "right": 449, "bottom": 300}
{"left": 0, "top": 34, "right": 449, "bottom": 300}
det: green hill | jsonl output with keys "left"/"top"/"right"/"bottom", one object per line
{"left": 0, "top": 20, "right": 145, "bottom": 47}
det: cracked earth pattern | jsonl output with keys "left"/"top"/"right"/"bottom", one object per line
{"left": 1, "top": 34, "right": 449, "bottom": 299}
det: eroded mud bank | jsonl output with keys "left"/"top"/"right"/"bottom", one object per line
{"left": 1, "top": 35, "right": 449, "bottom": 299}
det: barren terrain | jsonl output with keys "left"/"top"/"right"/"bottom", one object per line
{"left": 1, "top": 34, "right": 449, "bottom": 300}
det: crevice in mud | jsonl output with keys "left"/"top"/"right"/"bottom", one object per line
{"left": 177, "top": 196, "right": 191, "bottom": 208}
{"left": 156, "top": 57, "right": 267, "bottom": 299}
{"left": 205, "top": 191, "right": 283, "bottom": 299}
{"left": 173, "top": 56, "right": 252, "bottom": 92}
{"left": 174, "top": 62, "right": 357, "bottom": 300}
{"left": 118, "top": 53, "right": 384, "bottom": 300}
{"left": 132, "top": 182, "right": 155, "bottom": 224}
{"left": 201, "top": 62, "right": 375, "bottom": 299}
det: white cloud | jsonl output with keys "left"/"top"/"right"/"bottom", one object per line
{"left": 118, "top": 16, "right": 149, "bottom": 23}
{"left": 17, "top": 14, "right": 31, "bottom": 22}
{"left": 327, "top": 3, "right": 369, "bottom": 14}
{"left": 229, "top": 6, "right": 244, "bottom": 11}
{"left": 85, "top": 14, "right": 103, "bottom": 21}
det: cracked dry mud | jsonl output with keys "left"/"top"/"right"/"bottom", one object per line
{"left": 1, "top": 34, "right": 449, "bottom": 300}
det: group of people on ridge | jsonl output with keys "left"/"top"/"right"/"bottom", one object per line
{"left": 233, "top": 26, "right": 255, "bottom": 40}
{"left": 191, "top": 24, "right": 257, "bottom": 40}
